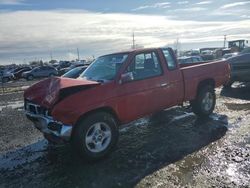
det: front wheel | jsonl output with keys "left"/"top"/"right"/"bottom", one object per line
{"left": 72, "top": 112, "right": 119, "bottom": 161}
{"left": 190, "top": 85, "right": 216, "bottom": 117}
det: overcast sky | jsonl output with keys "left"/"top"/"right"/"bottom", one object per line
{"left": 0, "top": 0, "right": 250, "bottom": 65}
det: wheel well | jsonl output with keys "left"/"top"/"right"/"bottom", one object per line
{"left": 71, "top": 107, "right": 120, "bottom": 140}
{"left": 198, "top": 79, "right": 215, "bottom": 89}
{"left": 197, "top": 79, "right": 215, "bottom": 95}
{"left": 75, "top": 107, "right": 120, "bottom": 127}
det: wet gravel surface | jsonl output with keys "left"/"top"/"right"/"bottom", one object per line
{"left": 0, "top": 82, "right": 249, "bottom": 188}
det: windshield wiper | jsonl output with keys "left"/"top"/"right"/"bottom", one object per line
{"left": 85, "top": 77, "right": 105, "bottom": 83}
{"left": 96, "top": 79, "right": 105, "bottom": 83}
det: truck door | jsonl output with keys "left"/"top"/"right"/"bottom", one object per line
{"left": 160, "top": 48, "right": 184, "bottom": 106}
{"left": 116, "top": 50, "right": 172, "bottom": 122}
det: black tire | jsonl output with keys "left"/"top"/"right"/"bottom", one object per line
{"left": 27, "top": 74, "right": 34, "bottom": 80}
{"left": 190, "top": 85, "right": 216, "bottom": 117}
{"left": 72, "top": 112, "right": 119, "bottom": 161}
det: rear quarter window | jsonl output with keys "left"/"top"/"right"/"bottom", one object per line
{"left": 161, "top": 48, "right": 177, "bottom": 70}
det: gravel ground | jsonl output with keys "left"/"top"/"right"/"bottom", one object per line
{"left": 0, "top": 82, "right": 249, "bottom": 188}
{"left": 0, "top": 92, "right": 43, "bottom": 153}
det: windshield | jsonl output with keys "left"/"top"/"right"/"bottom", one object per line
{"left": 80, "top": 53, "right": 128, "bottom": 81}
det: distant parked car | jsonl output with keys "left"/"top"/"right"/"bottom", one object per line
{"left": 241, "top": 47, "right": 250, "bottom": 54}
{"left": 62, "top": 66, "right": 88, "bottom": 79}
{"left": 224, "top": 53, "right": 250, "bottom": 87}
{"left": 13, "top": 67, "right": 32, "bottom": 80}
{"left": 69, "top": 62, "right": 85, "bottom": 69}
{"left": 201, "top": 50, "right": 214, "bottom": 61}
{"left": 58, "top": 64, "right": 88, "bottom": 76}
{"left": 56, "top": 61, "right": 72, "bottom": 70}
{"left": 0, "top": 71, "right": 13, "bottom": 82}
{"left": 22, "top": 66, "right": 58, "bottom": 80}
{"left": 0, "top": 67, "right": 23, "bottom": 82}
{"left": 58, "top": 68, "right": 70, "bottom": 76}
{"left": 222, "top": 52, "right": 239, "bottom": 59}
{"left": 178, "top": 56, "right": 204, "bottom": 64}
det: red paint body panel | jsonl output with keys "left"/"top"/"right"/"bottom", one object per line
{"left": 180, "top": 60, "right": 230, "bottom": 101}
{"left": 24, "top": 48, "right": 230, "bottom": 126}
{"left": 24, "top": 77, "right": 99, "bottom": 108}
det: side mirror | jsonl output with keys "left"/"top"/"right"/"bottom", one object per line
{"left": 120, "top": 72, "right": 134, "bottom": 84}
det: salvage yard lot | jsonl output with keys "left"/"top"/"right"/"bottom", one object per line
{"left": 0, "top": 80, "right": 249, "bottom": 188}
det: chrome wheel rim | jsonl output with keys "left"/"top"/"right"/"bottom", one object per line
{"left": 202, "top": 92, "right": 213, "bottom": 112}
{"left": 85, "top": 122, "right": 112, "bottom": 153}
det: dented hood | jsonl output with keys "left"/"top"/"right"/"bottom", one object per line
{"left": 24, "top": 77, "right": 100, "bottom": 108}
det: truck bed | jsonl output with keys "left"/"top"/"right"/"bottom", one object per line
{"left": 180, "top": 60, "right": 230, "bottom": 101}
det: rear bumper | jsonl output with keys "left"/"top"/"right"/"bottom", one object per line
{"left": 25, "top": 112, "right": 72, "bottom": 143}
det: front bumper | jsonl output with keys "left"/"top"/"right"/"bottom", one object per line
{"left": 25, "top": 109, "right": 72, "bottom": 143}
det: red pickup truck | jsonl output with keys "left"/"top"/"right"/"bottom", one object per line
{"left": 24, "top": 47, "right": 230, "bottom": 160}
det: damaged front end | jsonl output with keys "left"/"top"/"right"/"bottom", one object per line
{"left": 25, "top": 100, "right": 72, "bottom": 143}
{"left": 24, "top": 77, "right": 100, "bottom": 143}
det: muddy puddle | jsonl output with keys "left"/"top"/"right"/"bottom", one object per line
{"left": 0, "top": 100, "right": 23, "bottom": 111}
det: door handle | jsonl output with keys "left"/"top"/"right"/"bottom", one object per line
{"left": 160, "top": 83, "right": 168, "bottom": 87}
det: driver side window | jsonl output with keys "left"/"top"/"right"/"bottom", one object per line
{"left": 126, "top": 52, "right": 162, "bottom": 81}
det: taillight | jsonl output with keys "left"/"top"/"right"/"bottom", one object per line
{"left": 227, "top": 63, "right": 231, "bottom": 79}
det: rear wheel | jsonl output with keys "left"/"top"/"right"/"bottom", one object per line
{"left": 72, "top": 112, "right": 119, "bottom": 161}
{"left": 191, "top": 85, "right": 216, "bottom": 117}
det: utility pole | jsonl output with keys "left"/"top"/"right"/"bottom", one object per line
{"left": 224, "top": 35, "right": 227, "bottom": 48}
{"left": 132, "top": 32, "right": 135, "bottom": 49}
{"left": 175, "top": 38, "right": 179, "bottom": 56}
{"left": 50, "top": 51, "right": 53, "bottom": 61}
{"left": 175, "top": 38, "right": 179, "bottom": 50}
{"left": 77, "top": 48, "right": 80, "bottom": 61}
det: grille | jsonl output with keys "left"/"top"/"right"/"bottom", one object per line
{"left": 25, "top": 100, "right": 48, "bottom": 116}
